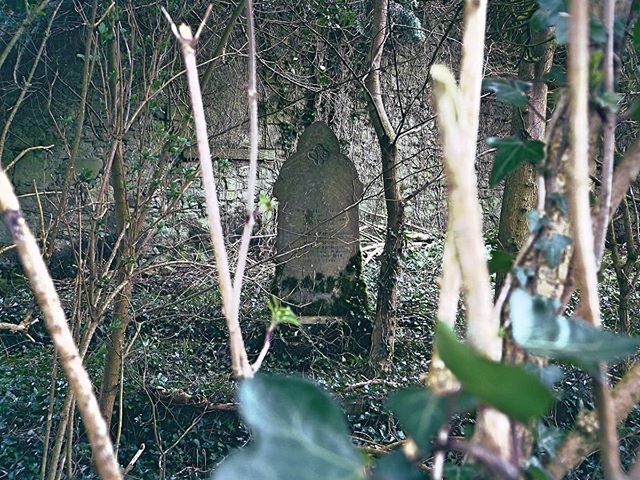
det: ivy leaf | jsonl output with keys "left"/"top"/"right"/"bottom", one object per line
{"left": 486, "top": 137, "right": 545, "bottom": 186}
{"left": 554, "top": 12, "right": 570, "bottom": 45}
{"left": 435, "top": 324, "right": 554, "bottom": 423}
{"left": 488, "top": 249, "right": 514, "bottom": 275}
{"left": 534, "top": 234, "right": 572, "bottom": 268}
{"left": 633, "top": 16, "right": 640, "bottom": 52}
{"left": 589, "top": 17, "right": 607, "bottom": 45}
{"left": 547, "top": 193, "right": 568, "bottom": 216}
{"left": 509, "top": 289, "right": 640, "bottom": 375}
{"left": 213, "top": 375, "right": 365, "bottom": 480}
{"left": 258, "top": 192, "right": 278, "bottom": 214}
{"left": 513, "top": 265, "right": 534, "bottom": 287}
{"left": 387, "top": 387, "right": 475, "bottom": 454}
{"left": 443, "top": 464, "right": 487, "bottom": 479}
{"left": 531, "top": 0, "right": 565, "bottom": 29}
{"left": 527, "top": 211, "right": 550, "bottom": 234}
{"left": 482, "top": 78, "right": 531, "bottom": 107}
{"left": 543, "top": 65, "right": 567, "bottom": 87}
{"left": 594, "top": 92, "right": 624, "bottom": 113}
{"left": 371, "top": 450, "right": 425, "bottom": 480}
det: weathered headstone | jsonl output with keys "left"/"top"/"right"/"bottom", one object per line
{"left": 273, "top": 122, "right": 368, "bottom": 324}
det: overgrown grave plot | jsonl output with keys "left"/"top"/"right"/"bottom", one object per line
{"left": 0, "top": 236, "right": 445, "bottom": 477}
{"left": 7, "top": 237, "right": 640, "bottom": 478}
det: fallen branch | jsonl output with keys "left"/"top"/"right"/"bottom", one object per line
{"left": 147, "top": 385, "right": 238, "bottom": 411}
{"left": 0, "top": 310, "right": 37, "bottom": 335}
{"left": 341, "top": 378, "right": 401, "bottom": 393}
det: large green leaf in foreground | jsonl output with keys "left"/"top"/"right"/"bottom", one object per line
{"left": 435, "top": 324, "right": 554, "bottom": 423}
{"left": 213, "top": 375, "right": 365, "bottom": 480}
{"left": 509, "top": 288, "right": 640, "bottom": 374}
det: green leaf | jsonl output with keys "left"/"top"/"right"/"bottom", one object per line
{"left": 213, "top": 375, "right": 365, "bottom": 480}
{"left": 530, "top": 0, "right": 570, "bottom": 44}
{"left": 513, "top": 266, "right": 534, "bottom": 287}
{"left": 594, "top": 92, "right": 624, "bottom": 113}
{"left": 543, "top": 65, "right": 567, "bottom": 87}
{"left": 435, "top": 324, "right": 554, "bottom": 423}
{"left": 633, "top": 16, "right": 640, "bottom": 52}
{"left": 443, "top": 463, "right": 488, "bottom": 480}
{"left": 482, "top": 78, "right": 531, "bottom": 107}
{"left": 530, "top": 0, "right": 566, "bottom": 31}
{"left": 547, "top": 193, "right": 568, "bottom": 216}
{"left": 268, "top": 296, "right": 300, "bottom": 327}
{"left": 527, "top": 211, "right": 550, "bottom": 234}
{"left": 534, "top": 234, "right": 572, "bottom": 268}
{"left": 554, "top": 12, "right": 570, "bottom": 44}
{"left": 486, "top": 137, "right": 545, "bottom": 186}
{"left": 589, "top": 17, "right": 607, "bottom": 45}
{"left": 488, "top": 249, "right": 514, "bottom": 275}
{"left": 509, "top": 289, "right": 640, "bottom": 374}
{"left": 387, "top": 388, "right": 475, "bottom": 454}
{"left": 258, "top": 193, "right": 278, "bottom": 214}
{"left": 370, "top": 450, "right": 425, "bottom": 480}
{"left": 527, "top": 465, "right": 552, "bottom": 480}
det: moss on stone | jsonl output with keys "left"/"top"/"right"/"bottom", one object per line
{"left": 273, "top": 253, "right": 371, "bottom": 348}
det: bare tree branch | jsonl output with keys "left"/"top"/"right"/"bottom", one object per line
{"left": 567, "top": 1, "right": 621, "bottom": 477}
{"left": 0, "top": 172, "right": 122, "bottom": 479}
{"left": 163, "top": 6, "right": 253, "bottom": 379}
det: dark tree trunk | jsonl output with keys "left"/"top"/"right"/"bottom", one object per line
{"left": 365, "top": 0, "right": 405, "bottom": 372}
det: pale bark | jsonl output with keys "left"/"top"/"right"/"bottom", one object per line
{"left": 0, "top": 171, "right": 121, "bottom": 479}
{"left": 431, "top": 0, "right": 511, "bottom": 458}
{"left": 497, "top": 27, "right": 555, "bottom": 466}
{"left": 594, "top": 0, "right": 617, "bottom": 264}
{"left": 568, "top": 2, "right": 621, "bottom": 477}
{"left": 163, "top": 6, "right": 254, "bottom": 378}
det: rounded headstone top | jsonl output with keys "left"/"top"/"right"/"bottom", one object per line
{"left": 296, "top": 122, "right": 340, "bottom": 155}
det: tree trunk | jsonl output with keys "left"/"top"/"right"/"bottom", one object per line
{"left": 365, "top": 0, "right": 405, "bottom": 373}
{"left": 369, "top": 139, "right": 404, "bottom": 372}
{"left": 497, "top": 29, "right": 554, "bottom": 464}
{"left": 98, "top": 23, "right": 134, "bottom": 433}
{"left": 497, "top": 28, "right": 555, "bottom": 287}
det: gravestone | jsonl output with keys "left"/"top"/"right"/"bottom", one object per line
{"left": 273, "top": 122, "right": 368, "bottom": 325}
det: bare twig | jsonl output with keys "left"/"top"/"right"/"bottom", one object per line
{"left": 0, "top": 1, "right": 62, "bottom": 165}
{"left": 251, "top": 324, "right": 273, "bottom": 372}
{"left": 201, "top": 0, "right": 246, "bottom": 88}
{"left": 147, "top": 386, "right": 238, "bottom": 411}
{"left": 0, "top": 172, "right": 121, "bottom": 479}
{"left": 122, "top": 444, "right": 145, "bottom": 477}
{"left": 567, "top": 2, "right": 621, "bottom": 478}
{"left": 547, "top": 360, "right": 640, "bottom": 478}
{"left": 448, "top": 437, "right": 520, "bottom": 480}
{"left": 0, "top": 310, "right": 37, "bottom": 334}
{"left": 0, "top": 0, "right": 50, "bottom": 71}
{"left": 594, "top": 0, "right": 617, "bottom": 266}
{"left": 231, "top": 0, "right": 259, "bottom": 325}
{"left": 163, "top": 6, "right": 253, "bottom": 378}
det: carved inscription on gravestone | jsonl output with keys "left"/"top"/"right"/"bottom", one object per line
{"left": 273, "top": 122, "right": 365, "bottom": 316}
